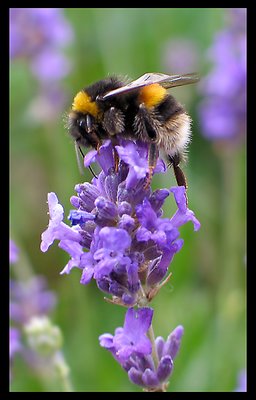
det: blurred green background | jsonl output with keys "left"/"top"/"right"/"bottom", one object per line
{"left": 10, "top": 8, "right": 246, "bottom": 392}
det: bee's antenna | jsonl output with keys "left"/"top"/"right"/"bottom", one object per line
{"left": 88, "top": 165, "right": 98, "bottom": 179}
{"left": 75, "top": 141, "right": 98, "bottom": 179}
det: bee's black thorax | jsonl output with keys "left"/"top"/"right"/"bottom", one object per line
{"left": 85, "top": 76, "right": 125, "bottom": 102}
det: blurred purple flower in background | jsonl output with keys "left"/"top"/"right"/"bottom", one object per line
{"left": 162, "top": 38, "right": 199, "bottom": 74}
{"left": 10, "top": 276, "right": 56, "bottom": 325}
{"left": 10, "top": 327, "right": 21, "bottom": 380}
{"left": 10, "top": 8, "right": 74, "bottom": 122}
{"left": 198, "top": 8, "right": 246, "bottom": 143}
{"left": 41, "top": 138, "right": 200, "bottom": 307}
{"left": 10, "top": 8, "right": 73, "bottom": 79}
{"left": 10, "top": 327, "right": 21, "bottom": 362}
{"left": 99, "top": 307, "right": 184, "bottom": 391}
{"left": 9, "top": 240, "right": 57, "bottom": 379}
{"left": 234, "top": 369, "right": 247, "bottom": 392}
{"left": 10, "top": 239, "right": 19, "bottom": 264}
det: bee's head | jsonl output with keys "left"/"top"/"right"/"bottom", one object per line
{"left": 68, "top": 90, "right": 103, "bottom": 148}
{"left": 68, "top": 110, "right": 99, "bottom": 148}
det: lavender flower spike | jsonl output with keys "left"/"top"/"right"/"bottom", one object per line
{"left": 41, "top": 138, "right": 200, "bottom": 306}
{"left": 40, "top": 121, "right": 200, "bottom": 391}
{"left": 99, "top": 307, "right": 184, "bottom": 391}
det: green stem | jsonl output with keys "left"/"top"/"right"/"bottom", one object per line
{"left": 147, "top": 324, "right": 159, "bottom": 370}
{"left": 53, "top": 352, "right": 74, "bottom": 392}
{"left": 138, "top": 284, "right": 167, "bottom": 391}
{"left": 137, "top": 284, "right": 148, "bottom": 307}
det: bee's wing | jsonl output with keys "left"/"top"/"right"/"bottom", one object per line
{"left": 101, "top": 72, "right": 199, "bottom": 100}
{"left": 157, "top": 72, "right": 200, "bottom": 89}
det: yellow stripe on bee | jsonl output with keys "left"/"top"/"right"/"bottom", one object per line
{"left": 139, "top": 84, "right": 166, "bottom": 108}
{"left": 72, "top": 91, "right": 99, "bottom": 117}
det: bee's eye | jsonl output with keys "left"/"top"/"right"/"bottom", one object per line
{"left": 78, "top": 119, "right": 86, "bottom": 130}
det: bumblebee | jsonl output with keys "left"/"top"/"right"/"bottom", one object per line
{"left": 67, "top": 72, "right": 199, "bottom": 187}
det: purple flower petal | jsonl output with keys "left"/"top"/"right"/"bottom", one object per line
{"left": 99, "top": 333, "right": 114, "bottom": 349}
{"left": 72, "top": 182, "right": 101, "bottom": 212}
{"left": 155, "top": 336, "right": 165, "bottom": 360}
{"left": 84, "top": 149, "right": 98, "bottom": 167}
{"left": 142, "top": 368, "right": 159, "bottom": 387}
{"left": 116, "top": 143, "right": 149, "bottom": 189}
{"left": 149, "top": 189, "right": 170, "bottom": 213}
{"left": 68, "top": 210, "right": 95, "bottom": 226}
{"left": 118, "top": 201, "right": 133, "bottom": 216}
{"left": 136, "top": 198, "right": 158, "bottom": 230}
{"left": 40, "top": 193, "right": 82, "bottom": 252}
{"left": 59, "top": 239, "right": 84, "bottom": 274}
{"left": 124, "top": 307, "right": 153, "bottom": 335}
{"left": 118, "top": 214, "right": 135, "bottom": 232}
{"left": 127, "top": 262, "right": 140, "bottom": 294}
{"left": 157, "top": 355, "right": 173, "bottom": 382}
{"left": 84, "top": 140, "right": 114, "bottom": 174}
{"left": 154, "top": 158, "right": 167, "bottom": 174}
{"left": 170, "top": 186, "right": 201, "bottom": 231}
{"left": 164, "top": 325, "right": 184, "bottom": 360}
{"left": 94, "top": 197, "right": 118, "bottom": 224}
{"left": 146, "top": 240, "right": 183, "bottom": 286}
{"left": 136, "top": 227, "right": 152, "bottom": 242}
{"left": 112, "top": 308, "right": 153, "bottom": 362}
{"left": 99, "top": 227, "right": 131, "bottom": 252}
{"left": 128, "top": 367, "right": 144, "bottom": 386}
{"left": 47, "top": 192, "right": 64, "bottom": 223}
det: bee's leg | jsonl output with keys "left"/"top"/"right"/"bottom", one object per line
{"left": 144, "top": 143, "right": 159, "bottom": 189}
{"left": 103, "top": 107, "right": 125, "bottom": 136}
{"left": 114, "top": 148, "right": 119, "bottom": 172}
{"left": 110, "top": 136, "right": 120, "bottom": 172}
{"left": 168, "top": 154, "right": 188, "bottom": 204}
{"left": 103, "top": 107, "right": 125, "bottom": 172}
{"left": 84, "top": 115, "right": 102, "bottom": 153}
{"left": 96, "top": 142, "right": 101, "bottom": 154}
{"left": 167, "top": 154, "right": 187, "bottom": 188}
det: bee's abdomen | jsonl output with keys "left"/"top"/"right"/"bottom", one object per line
{"left": 156, "top": 95, "right": 192, "bottom": 158}
{"left": 156, "top": 94, "right": 184, "bottom": 122}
